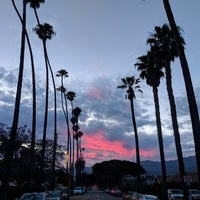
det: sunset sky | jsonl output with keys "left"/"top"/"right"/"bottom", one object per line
{"left": 0, "top": 0, "right": 200, "bottom": 167}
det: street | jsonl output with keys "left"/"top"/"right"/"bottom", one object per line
{"left": 70, "top": 188, "right": 122, "bottom": 200}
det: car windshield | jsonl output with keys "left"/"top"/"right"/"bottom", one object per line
{"left": 171, "top": 190, "right": 183, "bottom": 194}
{"left": 191, "top": 190, "right": 200, "bottom": 194}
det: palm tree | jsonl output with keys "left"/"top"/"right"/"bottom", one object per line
{"left": 135, "top": 51, "right": 167, "bottom": 200}
{"left": 56, "top": 69, "right": 69, "bottom": 121}
{"left": 1, "top": 1, "right": 27, "bottom": 199}
{"left": 66, "top": 91, "right": 76, "bottom": 184}
{"left": 12, "top": 0, "right": 37, "bottom": 191}
{"left": 56, "top": 69, "right": 72, "bottom": 187}
{"left": 117, "top": 76, "right": 142, "bottom": 192}
{"left": 72, "top": 107, "right": 82, "bottom": 160}
{"left": 27, "top": 0, "right": 44, "bottom": 25}
{"left": 33, "top": 23, "right": 55, "bottom": 188}
{"left": 147, "top": 24, "right": 189, "bottom": 200}
{"left": 56, "top": 70, "right": 71, "bottom": 164}
{"left": 162, "top": 0, "right": 200, "bottom": 184}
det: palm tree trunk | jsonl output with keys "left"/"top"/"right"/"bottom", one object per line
{"left": 153, "top": 86, "right": 167, "bottom": 200}
{"left": 63, "top": 93, "right": 72, "bottom": 188}
{"left": 1, "top": 1, "right": 26, "bottom": 199}
{"left": 11, "top": 0, "right": 37, "bottom": 191}
{"left": 130, "top": 99, "right": 141, "bottom": 192}
{"left": 47, "top": 57, "right": 57, "bottom": 190}
{"left": 165, "top": 64, "right": 189, "bottom": 200}
{"left": 71, "top": 101, "right": 75, "bottom": 187}
{"left": 163, "top": 0, "right": 200, "bottom": 184}
{"left": 40, "top": 41, "right": 49, "bottom": 188}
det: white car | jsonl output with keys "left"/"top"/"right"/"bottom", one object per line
{"left": 189, "top": 189, "right": 200, "bottom": 200}
{"left": 168, "top": 189, "right": 183, "bottom": 200}
{"left": 73, "top": 186, "right": 83, "bottom": 195}
{"left": 138, "top": 194, "right": 159, "bottom": 200}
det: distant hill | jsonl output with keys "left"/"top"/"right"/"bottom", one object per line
{"left": 85, "top": 156, "right": 197, "bottom": 176}
{"left": 141, "top": 156, "right": 197, "bottom": 176}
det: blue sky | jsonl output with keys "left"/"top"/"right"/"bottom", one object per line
{"left": 0, "top": 0, "right": 200, "bottom": 169}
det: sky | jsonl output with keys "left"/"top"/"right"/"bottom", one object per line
{"left": 0, "top": 0, "right": 200, "bottom": 168}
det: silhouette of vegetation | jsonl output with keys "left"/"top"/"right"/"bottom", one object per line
{"left": 0, "top": 123, "right": 66, "bottom": 198}
{"left": 92, "top": 160, "right": 145, "bottom": 188}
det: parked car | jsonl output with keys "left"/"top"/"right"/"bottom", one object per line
{"left": 105, "top": 187, "right": 111, "bottom": 193}
{"left": 122, "top": 191, "right": 135, "bottom": 200}
{"left": 46, "top": 190, "right": 61, "bottom": 200}
{"left": 138, "top": 194, "right": 159, "bottom": 200}
{"left": 129, "top": 192, "right": 140, "bottom": 200}
{"left": 189, "top": 189, "right": 200, "bottom": 200}
{"left": 110, "top": 188, "right": 122, "bottom": 197}
{"left": 73, "top": 186, "right": 83, "bottom": 195}
{"left": 18, "top": 192, "right": 46, "bottom": 200}
{"left": 168, "top": 189, "right": 183, "bottom": 200}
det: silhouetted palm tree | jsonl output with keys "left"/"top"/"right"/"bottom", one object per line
{"left": 72, "top": 107, "right": 82, "bottom": 161}
{"left": 117, "top": 76, "right": 142, "bottom": 192}
{"left": 33, "top": 23, "right": 55, "bottom": 188}
{"left": 12, "top": 0, "right": 37, "bottom": 190}
{"left": 2, "top": 1, "right": 27, "bottom": 199}
{"left": 27, "top": 0, "right": 44, "bottom": 24}
{"left": 66, "top": 91, "right": 76, "bottom": 183}
{"left": 162, "top": 0, "right": 200, "bottom": 185}
{"left": 147, "top": 23, "right": 189, "bottom": 200}
{"left": 135, "top": 51, "right": 167, "bottom": 200}
{"left": 56, "top": 69, "right": 72, "bottom": 187}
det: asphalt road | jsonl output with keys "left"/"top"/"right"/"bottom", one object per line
{"left": 70, "top": 188, "right": 122, "bottom": 200}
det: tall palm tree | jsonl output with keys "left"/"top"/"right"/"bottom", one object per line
{"left": 162, "top": 0, "right": 200, "bottom": 184}
{"left": 66, "top": 91, "right": 76, "bottom": 184}
{"left": 147, "top": 24, "right": 189, "bottom": 199}
{"left": 1, "top": 1, "right": 27, "bottom": 199}
{"left": 33, "top": 23, "right": 55, "bottom": 188}
{"left": 135, "top": 51, "right": 167, "bottom": 200}
{"left": 72, "top": 107, "right": 82, "bottom": 160}
{"left": 27, "top": 0, "right": 45, "bottom": 25}
{"left": 56, "top": 69, "right": 72, "bottom": 187}
{"left": 56, "top": 70, "right": 71, "bottom": 164}
{"left": 56, "top": 69, "right": 69, "bottom": 121}
{"left": 12, "top": 0, "right": 37, "bottom": 191}
{"left": 117, "top": 76, "right": 142, "bottom": 192}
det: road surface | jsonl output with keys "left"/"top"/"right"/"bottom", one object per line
{"left": 70, "top": 188, "right": 122, "bottom": 200}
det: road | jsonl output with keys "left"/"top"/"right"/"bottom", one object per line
{"left": 70, "top": 188, "right": 122, "bottom": 200}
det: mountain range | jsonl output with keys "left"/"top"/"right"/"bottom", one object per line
{"left": 141, "top": 156, "right": 197, "bottom": 176}
{"left": 85, "top": 156, "right": 197, "bottom": 176}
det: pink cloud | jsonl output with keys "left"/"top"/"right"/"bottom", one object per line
{"left": 87, "top": 85, "right": 103, "bottom": 99}
{"left": 82, "top": 130, "right": 158, "bottom": 166}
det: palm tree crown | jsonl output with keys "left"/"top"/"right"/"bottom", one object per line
{"left": 33, "top": 23, "right": 55, "bottom": 41}
{"left": 135, "top": 51, "right": 164, "bottom": 87}
{"left": 27, "top": 0, "right": 45, "bottom": 8}
{"left": 117, "top": 76, "right": 142, "bottom": 100}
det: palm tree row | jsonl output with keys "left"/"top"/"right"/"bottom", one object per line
{"left": 2, "top": 1, "right": 58, "bottom": 198}
{"left": 162, "top": 0, "right": 200, "bottom": 187}
{"left": 118, "top": 21, "right": 199, "bottom": 200}
{"left": 56, "top": 69, "right": 85, "bottom": 188}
